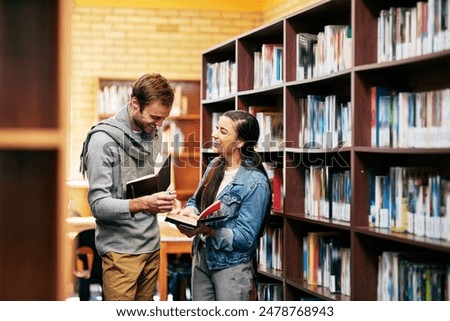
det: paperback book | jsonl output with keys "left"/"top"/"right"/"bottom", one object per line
{"left": 126, "top": 154, "right": 171, "bottom": 199}
{"left": 165, "top": 200, "right": 226, "bottom": 229}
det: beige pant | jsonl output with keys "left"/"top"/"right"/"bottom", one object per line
{"left": 101, "top": 250, "right": 160, "bottom": 301}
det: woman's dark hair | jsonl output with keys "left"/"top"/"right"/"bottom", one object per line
{"left": 195, "top": 110, "right": 272, "bottom": 237}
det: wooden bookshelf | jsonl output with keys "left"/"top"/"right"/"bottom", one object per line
{"left": 0, "top": 0, "right": 70, "bottom": 300}
{"left": 201, "top": 0, "right": 450, "bottom": 300}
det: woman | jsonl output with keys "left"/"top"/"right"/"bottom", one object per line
{"left": 175, "top": 110, "right": 272, "bottom": 301}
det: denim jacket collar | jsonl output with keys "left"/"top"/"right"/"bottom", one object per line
{"left": 216, "top": 162, "right": 257, "bottom": 199}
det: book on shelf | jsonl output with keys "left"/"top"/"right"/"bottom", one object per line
{"left": 126, "top": 154, "right": 171, "bottom": 199}
{"left": 205, "top": 60, "right": 236, "bottom": 100}
{"left": 378, "top": 251, "right": 400, "bottom": 300}
{"left": 368, "top": 166, "right": 450, "bottom": 241}
{"left": 370, "top": 86, "right": 391, "bottom": 147}
{"left": 391, "top": 88, "right": 450, "bottom": 149}
{"left": 368, "top": 168, "right": 391, "bottom": 229}
{"left": 254, "top": 50, "right": 263, "bottom": 89}
{"left": 299, "top": 95, "right": 351, "bottom": 149}
{"left": 98, "top": 83, "right": 132, "bottom": 115}
{"left": 164, "top": 200, "right": 226, "bottom": 229}
{"left": 329, "top": 237, "right": 348, "bottom": 294}
{"left": 261, "top": 43, "right": 283, "bottom": 88}
{"left": 315, "top": 25, "right": 352, "bottom": 77}
{"left": 296, "top": 32, "right": 318, "bottom": 80}
{"left": 330, "top": 170, "right": 352, "bottom": 222}
{"left": 257, "top": 282, "right": 284, "bottom": 301}
{"left": 296, "top": 25, "right": 351, "bottom": 80}
{"left": 252, "top": 110, "right": 283, "bottom": 149}
{"left": 170, "top": 84, "right": 188, "bottom": 116}
{"left": 263, "top": 162, "right": 283, "bottom": 211}
{"left": 306, "top": 232, "right": 320, "bottom": 286}
{"left": 302, "top": 231, "right": 348, "bottom": 295}
{"left": 377, "top": 2, "right": 450, "bottom": 63}
{"left": 377, "top": 251, "right": 449, "bottom": 301}
{"left": 258, "top": 223, "right": 283, "bottom": 271}
{"left": 340, "top": 247, "right": 351, "bottom": 297}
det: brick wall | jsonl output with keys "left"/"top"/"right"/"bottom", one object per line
{"left": 69, "top": 0, "right": 318, "bottom": 179}
{"left": 263, "top": 0, "right": 320, "bottom": 22}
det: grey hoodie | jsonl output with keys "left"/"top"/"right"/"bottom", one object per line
{"left": 79, "top": 104, "right": 161, "bottom": 255}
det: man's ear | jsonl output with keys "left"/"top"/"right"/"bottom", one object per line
{"left": 131, "top": 97, "right": 139, "bottom": 110}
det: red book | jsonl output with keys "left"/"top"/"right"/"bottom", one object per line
{"left": 198, "top": 200, "right": 221, "bottom": 219}
{"left": 273, "top": 166, "right": 283, "bottom": 211}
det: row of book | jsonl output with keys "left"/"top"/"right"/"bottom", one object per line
{"left": 161, "top": 121, "right": 185, "bottom": 155}
{"left": 369, "top": 167, "right": 450, "bottom": 241}
{"left": 97, "top": 84, "right": 132, "bottom": 115}
{"left": 304, "top": 167, "right": 351, "bottom": 223}
{"left": 254, "top": 111, "right": 283, "bottom": 149}
{"left": 258, "top": 224, "right": 283, "bottom": 272}
{"left": 296, "top": 25, "right": 352, "bottom": 81}
{"left": 378, "top": 1, "right": 450, "bottom": 63}
{"left": 302, "top": 232, "right": 350, "bottom": 296}
{"left": 170, "top": 84, "right": 190, "bottom": 116}
{"left": 257, "top": 282, "right": 284, "bottom": 301}
{"left": 205, "top": 60, "right": 237, "bottom": 101}
{"left": 378, "top": 251, "right": 450, "bottom": 300}
{"left": 298, "top": 95, "right": 352, "bottom": 149}
{"left": 371, "top": 86, "right": 450, "bottom": 148}
{"left": 254, "top": 43, "right": 283, "bottom": 89}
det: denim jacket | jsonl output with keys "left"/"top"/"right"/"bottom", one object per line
{"left": 185, "top": 157, "right": 271, "bottom": 270}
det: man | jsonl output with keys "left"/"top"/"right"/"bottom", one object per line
{"left": 80, "top": 73, "right": 177, "bottom": 300}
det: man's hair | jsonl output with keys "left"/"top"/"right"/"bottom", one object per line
{"left": 132, "top": 73, "right": 175, "bottom": 110}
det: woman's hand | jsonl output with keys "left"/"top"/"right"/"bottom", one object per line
{"left": 176, "top": 222, "right": 213, "bottom": 238}
{"left": 176, "top": 224, "right": 200, "bottom": 238}
{"left": 174, "top": 206, "right": 199, "bottom": 218}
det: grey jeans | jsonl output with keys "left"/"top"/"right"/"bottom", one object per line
{"left": 191, "top": 246, "right": 255, "bottom": 301}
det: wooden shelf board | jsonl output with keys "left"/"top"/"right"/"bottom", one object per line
{"left": 168, "top": 114, "right": 200, "bottom": 121}
{"left": 0, "top": 128, "right": 64, "bottom": 150}
{"left": 285, "top": 279, "right": 351, "bottom": 301}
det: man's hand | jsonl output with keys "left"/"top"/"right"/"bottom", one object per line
{"left": 129, "top": 191, "right": 177, "bottom": 215}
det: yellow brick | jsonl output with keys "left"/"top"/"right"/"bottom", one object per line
{"left": 155, "top": 24, "right": 179, "bottom": 33}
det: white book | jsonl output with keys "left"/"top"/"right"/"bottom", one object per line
{"left": 427, "top": 0, "right": 436, "bottom": 54}
{"left": 416, "top": 2, "right": 424, "bottom": 56}
{"left": 404, "top": 9, "right": 411, "bottom": 59}
{"left": 254, "top": 51, "right": 262, "bottom": 89}
{"left": 411, "top": 7, "right": 417, "bottom": 57}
